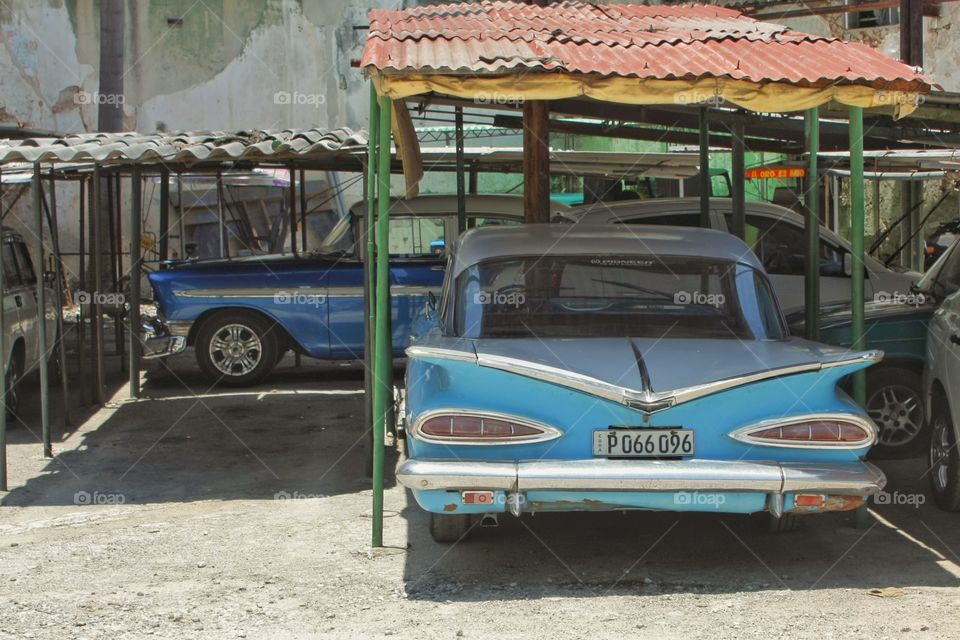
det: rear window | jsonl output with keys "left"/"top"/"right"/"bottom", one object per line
{"left": 454, "top": 254, "right": 762, "bottom": 340}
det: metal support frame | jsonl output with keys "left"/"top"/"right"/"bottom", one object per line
{"left": 522, "top": 100, "right": 550, "bottom": 223}
{"left": 45, "top": 169, "right": 71, "bottom": 426}
{"left": 804, "top": 108, "right": 821, "bottom": 341}
{"left": 371, "top": 92, "right": 393, "bottom": 548}
{"left": 849, "top": 106, "right": 867, "bottom": 405}
{"left": 731, "top": 121, "right": 746, "bottom": 240}
{"left": 288, "top": 167, "right": 297, "bottom": 257}
{"left": 129, "top": 168, "right": 142, "bottom": 398}
{"left": 32, "top": 164, "right": 51, "bottom": 457}
{"left": 455, "top": 106, "right": 467, "bottom": 232}
{"left": 698, "top": 107, "right": 710, "bottom": 227}
{"left": 364, "top": 84, "right": 380, "bottom": 482}
{"left": 92, "top": 166, "right": 106, "bottom": 405}
{"left": 159, "top": 167, "right": 170, "bottom": 261}
{"left": 217, "top": 170, "right": 227, "bottom": 259}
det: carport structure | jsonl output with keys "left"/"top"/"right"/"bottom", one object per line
{"left": 0, "top": 128, "right": 367, "bottom": 491}
{"left": 360, "top": 0, "right": 935, "bottom": 546}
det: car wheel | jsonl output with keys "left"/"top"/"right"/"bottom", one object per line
{"left": 866, "top": 368, "right": 927, "bottom": 458}
{"left": 929, "top": 400, "right": 960, "bottom": 511}
{"left": 429, "top": 513, "right": 473, "bottom": 543}
{"left": 195, "top": 311, "right": 279, "bottom": 387}
{"left": 3, "top": 349, "right": 24, "bottom": 421}
{"left": 766, "top": 512, "right": 802, "bottom": 533}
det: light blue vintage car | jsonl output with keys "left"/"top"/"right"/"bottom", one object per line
{"left": 398, "top": 224, "right": 887, "bottom": 541}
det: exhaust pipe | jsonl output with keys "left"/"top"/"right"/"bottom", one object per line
{"left": 479, "top": 513, "right": 499, "bottom": 528}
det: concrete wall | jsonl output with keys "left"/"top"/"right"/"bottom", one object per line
{"left": 0, "top": 0, "right": 399, "bottom": 283}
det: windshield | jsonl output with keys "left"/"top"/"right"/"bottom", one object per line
{"left": 453, "top": 254, "right": 786, "bottom": 340}
{"left": 918, "top": 237, "right": 960, "bottom": 299}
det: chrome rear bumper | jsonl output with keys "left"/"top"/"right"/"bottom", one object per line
{"left": 396, "top": 458, "right": 886, "bottom": 496}
{"left": 141, "top": 317, "right": 190, "bottom": 360}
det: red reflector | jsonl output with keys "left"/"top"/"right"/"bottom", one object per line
{"left": 462, "top": 491, "right": 495, "bottom": 505}
{"left": 419, "top": 414, "right": 545, "bottom": 440}
{"left": 795, "top": 494, "right": 825, "bottom": 507}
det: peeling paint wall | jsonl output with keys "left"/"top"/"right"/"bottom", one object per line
{"left": 0, "top": 0, "right": 401, "bottom": 279}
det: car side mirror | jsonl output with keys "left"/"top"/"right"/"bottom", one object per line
{"left": 843, "top": 252, "right": 853, "bottom": 277}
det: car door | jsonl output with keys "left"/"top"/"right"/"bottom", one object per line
{"left": 1, "top": 241, "right": 28, "bottom": 370}
{"left": 737, "top": 213, "right": 863, "bottom": 312}
{"left": 929, "top": 291, "right": 960, "bottom": 428}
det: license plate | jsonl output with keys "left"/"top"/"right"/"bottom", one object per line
{"left": 592, "top": 428, "right": 694, "bottom": 458}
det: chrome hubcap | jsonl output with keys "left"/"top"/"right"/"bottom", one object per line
{"left": 931, "top": 416, "right": 953, "bottom": 492}
{"left": 867, "top": 385, "right": 923, "bottom": 446}
{"left": 209, "top": 324, "right": 262, "bottom": 376}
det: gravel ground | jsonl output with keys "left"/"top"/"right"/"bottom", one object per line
{"left": 1, "top": 353, "right": 959, "bottom": 639}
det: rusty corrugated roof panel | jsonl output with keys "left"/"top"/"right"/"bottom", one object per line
{"left": 361, "top": 1, "right": 932, "bottom": 91}
{"left": 0, "top": 128, "right": 367, "bottom": 166}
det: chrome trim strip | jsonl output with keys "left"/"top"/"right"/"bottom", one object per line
{"left": 173, "top": 287, "right": 327, "bottom": 299}
{"left": 326, "top": 285, "right": 437, "bottom": 298}
{"left": 474, "top": 352, "right": 884, "bottom": 413}
{"left": 405, "top": 345, "right": 477, "bottom": 362}
{"left": 166, "top": 321, "right": 193, "bottom": 337}
{"left": 395, "top": 458, "right": 886, "bottom": 495}
{"left": 820, "top": 350, "right": 883, "bottom": 368}
{"left": 142, "top": 335, "right": 187, "bottom": 360}
{"left": 729, "top": 413, "right": 878, "bottom": 449}
{"left": 411, "top": 408, "right": 562, "bottom": 445}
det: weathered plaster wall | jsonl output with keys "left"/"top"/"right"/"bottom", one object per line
{"left": 0, "top": 0, "right": 398, "bottom": 280}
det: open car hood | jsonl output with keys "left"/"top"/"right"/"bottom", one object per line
{"left": 409, "top": 337, "right": 881, "bottom": 413}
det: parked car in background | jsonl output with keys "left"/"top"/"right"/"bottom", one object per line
{"left": 788, "top": 237, "right": 960, "bottom": 458}
{"left": 923, "top": 237, "right": 960, "bottom": 510}
{"left": 2, "top": 229, "right": 58, "bottom": 418}
{"left": 574, "top": 198, "right": 920, "bottom": 313}
{"left": 398, "top": 224, "right": 885, "bottom": 542}
{"left": 143, "top": 195, "right": 570, "bottom": 386}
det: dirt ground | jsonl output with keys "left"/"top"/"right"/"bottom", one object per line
{"left": 2, "top": 350, "right": 960, "bottom": 639}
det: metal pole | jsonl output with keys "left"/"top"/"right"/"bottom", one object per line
{"left": 159, "top": 167, "right": 170, "bottom": 261}
{"left": 129, "top": 168, "right": 142, "bottom": 398}
{"left": 1, "top": 176, "right": 7, "bottom": 490}
{"left": 78, "top": 177, "right": 87, "bottom": 401}
{"left": 849, "top": 106, "right": 866, "bottom": 405}
{"left": 372, "top": 94, "right": 393, "bottom": 548}
{"left": 46, "top": 169, "right": 72, "bottom": 426}
{"left": 698, "top": 107, "right": 710, "bottom": 227}
{"left": 217, "top": 170, "right": 226, "bottom": 259}
{"left": 804, "top": 107, "right": 821, "bottom": 341}
{"left": 288, "top": 167, "right": 297, "bottom": 257}
{"left": 113, "top": 174, "right": 125, "bottom": 372}
{"left": 92, "top": 166, "right": 106, "bottom": 405}
{"left": 364, "top": 85, "right": 380, "bottom": 480}
{"left": 455, "top": 106, "right": 466, "bottom": 233}
{"left": 33, "top": 164, "right": 51, "bottom": 457}
{"left": 299, "top": 169, "right": 308, "bottom": 253}
{"left": 177, "top": 174, "right": 185, "bottom": 258}
{"left": 731, "top": 121, "right": 746, "bottom": 240}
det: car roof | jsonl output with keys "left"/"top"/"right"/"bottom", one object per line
{"left": 451, "top": 223, "right": 764, "bottom": 278}
{"left": 349, "top": 193, "right": 571, "bottom": 218}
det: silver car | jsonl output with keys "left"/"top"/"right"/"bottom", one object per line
{"left": 574, "top": 198, "right": 919, "bottom": 313}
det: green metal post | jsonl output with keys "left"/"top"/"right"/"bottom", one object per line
{"left": 363, "top": 84, "right": 380, "bottom": 480}
{"left": 33, "top": 164, "right": 51, "bottom": 458}
{"left": 849, "top": 106, "right": 866, "bottom": 404}
{"left": 804, "top": 108, "right": 821, "bottom": 341}
{"left": 372, "top": 93, "right": 393, "bottom": 548}
{"left": 698, "top": 107, "right": 710, "bottom": 227}
{"left": 129, "top": 168, "right": 142, "bottom": 399}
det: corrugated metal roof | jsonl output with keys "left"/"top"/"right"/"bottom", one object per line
{"left": 361, "top": 1, "right": 932, "bottom": 91}
{"left": 0, "top": 128, "right": 367, "bottom": 166}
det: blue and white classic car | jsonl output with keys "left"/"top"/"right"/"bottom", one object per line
{"left": 144, "top": 195, "right": 570, "bottom": 385}
{"left": 398, "top": 224, "right": 887, "bottom": 541}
